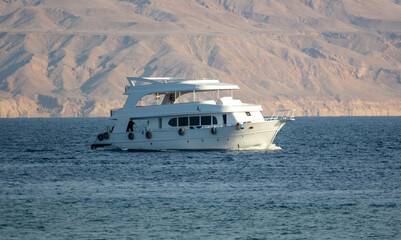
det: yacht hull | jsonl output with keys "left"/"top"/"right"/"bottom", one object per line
{"left": 92, "top": 120, "right": 289, "bottom": 151}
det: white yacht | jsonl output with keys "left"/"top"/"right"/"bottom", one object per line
{"left": 91, "top": 77, "right": 294, "bottom": 150}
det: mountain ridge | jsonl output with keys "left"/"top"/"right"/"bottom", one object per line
{"left": 0, "top": 0, "right": 401, "bottom": 117}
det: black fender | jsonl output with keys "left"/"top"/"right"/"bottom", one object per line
{"left": 211, "top": 127, "right": 217, "bottom": 135}
{"left": 104, "top": 132, "right": 110, "bottom": 139}
{"left": 128, "top": 132, "right": 134, "bottom": 140}
{"left": 146, "top": 131, "right": 152, "bottom": 139}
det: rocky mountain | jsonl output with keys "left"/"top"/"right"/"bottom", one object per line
{"left": 0, "top": 0, "right": 400, "bottom": 117}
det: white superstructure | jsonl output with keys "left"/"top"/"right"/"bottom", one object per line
{"left": 91, "top": 77, "right": 294, "bottom": 150}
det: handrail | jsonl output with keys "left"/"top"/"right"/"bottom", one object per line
{"left": 265, "top": 109, "right": 295, "bottom": 121}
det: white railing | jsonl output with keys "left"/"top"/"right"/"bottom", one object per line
{"left": 265, "top": 109, "right": 296, "bottom": 121}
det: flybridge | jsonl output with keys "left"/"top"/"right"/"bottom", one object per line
{"left": 123, "top": 77, "right": 240, "bottom": 108}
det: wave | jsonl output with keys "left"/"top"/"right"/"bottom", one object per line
{"left": 238, "top": 143, "right": 282, "bottom": 151}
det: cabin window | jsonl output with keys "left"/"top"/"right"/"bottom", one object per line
{"left": 201, "top": 116, "right": 211, "bottom": 125}
{"left": 168, "top": 118, "right": 177, "bottom": 127}
{"left": 178, "top": 117, "right": 188, "bottom": 127}
{"left": 223, "top": 114, "right": 227, "bottom": 125}
{"left": 170, "top": 116, "right": 216, "bottom": 127}
{"left": 190, "top": 116, "right": 200, "bottom": 126}
{"left": 246, "top": 112, "right": 251, "bottom": 116}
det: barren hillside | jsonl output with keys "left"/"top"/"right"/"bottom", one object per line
{"left": 1, "top": 0, "right": 401, "bottom": 117}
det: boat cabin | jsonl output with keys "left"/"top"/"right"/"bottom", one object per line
{"left": 109, "top": 77, "right": 264, "bottom": 133}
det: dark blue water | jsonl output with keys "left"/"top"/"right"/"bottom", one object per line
{"left": 0, "top": 117, "right": 400, "bottom": 239}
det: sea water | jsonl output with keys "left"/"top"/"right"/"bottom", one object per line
{"left": 0, "top": 117, "right": 400, "bottom": 239}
